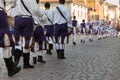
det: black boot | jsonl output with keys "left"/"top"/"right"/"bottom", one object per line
{"left": 81, "top": 40, "right": 83, "bottom": 43}
{"left": 33, "top": 57, "right": 37, "bottom": 64}
{"left": 46, "top": 44, "right": 53, "bottom": 55}
{"left": 60, "top": 49, "right": 66, "bottom": 59}
{"left": 23, "top": 53, "right": 34, "bottom": 69}
{"left": 89, "top": 39, "right": 93, "bottom": 42}
{"left": 46, "top": 49, "right": 52, "bottom": 55}
{"left": 56, "top": 50, "right": 61, "bottom": 59}
{"left": 11, "top": 47, "right": 15, "bottom": 56}
{"left": 83, "top": 41, "right": 85, "bottom": 43}
{"left": 37, "top": 55, "right": 46, "bottom": 63}
{"left": 4, "top": 57, "right": 21, "bottom": 77}
{"left": 13, "top": 49, "right": 22, "bottom": 67}
{"left": 49, "top": 44, "right": 53, "bottom": 50}
{"left": 73, "top": 42, "right": 76, "bottom": 45}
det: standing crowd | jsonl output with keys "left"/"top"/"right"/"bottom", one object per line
{"left": 0, "top": 0, "right": 119, "bottom": 77}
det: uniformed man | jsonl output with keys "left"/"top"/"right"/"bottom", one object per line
{"left": 87, "top": 21, "right": 94, "bottom": 41}
{"left": 30, "top": 0, "right": 48, "bottom": 64}
{"left": 0, "top": 0, "right": 21, "bottom": 77}
{"left": 52, "top": 0, "right": 71, "bottom": 59}
{"left": 8, "top": 0, "right": 47, "bottom": 68}
{"left": 93, "top": 21, "right": 102, "bottom": 40}
{"left": 97, "top": 22, "right": 103, "bottom": 40}
{"left": 72, "top": 15, "right": 78, "bottom": 45}
{"left": 80, "top": 19, "right": 86, "bottom": 43}
{"left": 31, "top": 24, "right": 47, "bottom": 64}
{"left": 44, "top": 2, "right": 54, "bottom": 55}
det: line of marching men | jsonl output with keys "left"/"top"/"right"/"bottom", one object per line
{"left": 0, "top": 0, "right": 71, "bottom": 77}
{"left": 71, "top": 17, "right": 118, "bottom": 45}
{"left": 0, "top": 0, "right": 118, "bottom": 77}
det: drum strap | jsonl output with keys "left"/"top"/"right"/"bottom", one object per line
{"left": 56, "top": 6, "right": 68, "bottom": 23}
{"left": 44, "top": 12, "right": 53, "bottom": 25}
{"left": 0, "top": 7, "right": 4, "bottom": 10}
{"left": 21, "top": 0, "right": 32, "bottom": 15}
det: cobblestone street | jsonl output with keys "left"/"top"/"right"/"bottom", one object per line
{"left": 0, "top": 36, "right": 120, "bottom": 80}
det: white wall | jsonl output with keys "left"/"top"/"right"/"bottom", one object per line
{"left": 71, "top": 3, "right": 88, "bottom": 23}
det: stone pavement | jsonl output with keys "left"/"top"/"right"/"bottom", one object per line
{"left": 0, "top": 36, "right": 120, "bottom": 80}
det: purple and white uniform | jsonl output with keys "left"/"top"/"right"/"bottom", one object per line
{"left": 80, "top": 22, "right": 86, "bottom": 34}
{"left": 52, "top": 4, "right": 71, "bottom": 44}
{"left": 87, "top": 22, "right": 93, "bottom": 41}
{"left": 80, "top": 22, "right": 86, "bottom": 42}
{"left": 71, "top": 19, "right": 78, "bottom": 44}
{"left": 31, "top": 25, "right": 47, "bottom": 51}
{"left": 44, "top": 9, "right": 54, "bottom": 41}
{"left": 88, "top": 22, "right": 93, "bottom": 34}
{"left": 8, "top": 0, "right": 47, "bottom": 52}
{"left": 52, "top": 3, "right": 71, "bottom": 59}
{"left": 30, "top": 13, "right": 48, "bottom": 62}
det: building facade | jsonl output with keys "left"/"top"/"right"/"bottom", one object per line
{"left": 39, "top": 0, "right": 120, "bottom": 27}
{"left": 104, "top": 0, "right": 120, "bottom": 27}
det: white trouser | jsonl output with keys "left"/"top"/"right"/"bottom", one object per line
{"left": 2, "top": 47, "right": 12, "bottom": 58}
{"left": 31, "top": 51, "right": 37, "bottom": 57}
{"left": 46, "top": 37, "right": 53, "bottom": 44}
{"left": 97, "top": 30, "right": 102, "bottom": 39}
{"left": 3, "top": 34, "right": 12, "bottom": 58}
{"left": 81, "top": 28, "right": 86, "bottom": 41}
{"left": 89, "top": 29, "right": 93, "bottom": 39}
{"left": 55, "top": 43, "right": 65, "bottom": 50}
{"left": 73, "top": 27, "right": 77, "bottom": 42}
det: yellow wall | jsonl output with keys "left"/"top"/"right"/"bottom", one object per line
{"left": 85, "top": 0, "right": 105, "bottom": 20}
